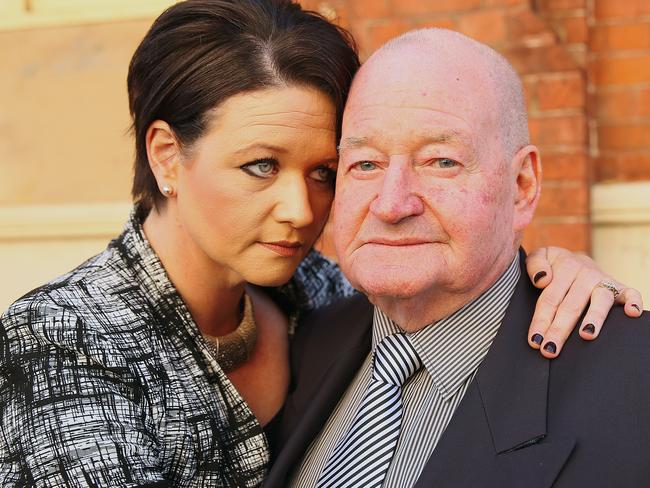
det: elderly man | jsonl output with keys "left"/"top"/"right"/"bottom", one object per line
{"left": 266, "top": 29, "right": 650, "bottom": 487}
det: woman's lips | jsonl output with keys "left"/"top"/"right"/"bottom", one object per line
{"left": 259, "top": 241, "right": 302, "bottom": 257}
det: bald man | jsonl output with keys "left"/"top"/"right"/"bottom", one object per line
{"left": 266, "top": 29, "right": 650, "bottom": 488}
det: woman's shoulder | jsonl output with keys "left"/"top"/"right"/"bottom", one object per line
{"left": 0, "top": 245, "right": 142, "bottom": 368}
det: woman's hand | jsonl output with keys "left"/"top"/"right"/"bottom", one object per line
{"left": 526, "top": 246, "right": 643, "bottom": 358}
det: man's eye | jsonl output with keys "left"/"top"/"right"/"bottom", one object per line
{"left": 356, "top": 161, "right": 377, "bottom": 171}
{"left": 435, "top": 158, "right": 458, "bottom": 169}
{"left": 241, "top": 158, "right": 278, "bottom": 178}
{"left": 309, "top": 166, "right": 336, "bottom": 183}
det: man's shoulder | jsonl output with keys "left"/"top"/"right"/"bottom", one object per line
{"left": 290, "top": 293, "right": 373, "bottom": 373}
{"left": 560, "top": 306, "right": 650, "bottom": 368}
{"left": 547, "top": 306, "right": 650, "bottom": 413}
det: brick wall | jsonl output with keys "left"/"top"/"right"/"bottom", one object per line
{"left": 305, "top": 0, "right": 650, "bottom": 256}
{"left": 590, "top": 0, "right": 650, "bottom": 182}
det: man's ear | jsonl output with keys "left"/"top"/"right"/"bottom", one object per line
{"left": 146, "top": 120, "right": 181, "bottom": 194}
{"left": 512, "top": 144, "right": 541, "bottom": 232}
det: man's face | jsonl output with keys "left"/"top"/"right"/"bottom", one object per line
{"left": 333, "top": 48, "right": 520, "bottom": 308}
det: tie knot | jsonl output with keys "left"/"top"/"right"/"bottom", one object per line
{"left": 372, "top": 333, "right": 422, "bottom": 387}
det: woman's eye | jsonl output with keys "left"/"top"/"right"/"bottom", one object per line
{"left": 356, "top": 161, "right": 377, "bottom": 171}
{"left": 309, "top": 166, "right": 336, "bottom": 183}
{"left": 241, "top": 158, "right": 278, "bottom": 178}
{"left": 435, "top": 158, "right": 458, "bottom": 169}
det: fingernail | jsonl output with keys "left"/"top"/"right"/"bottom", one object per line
{"left": 582, "top": 323, "right": 596, "bottom": 335}
{"left": 531, "top": 333, "right": 543, "bottom": 345}
{"left": 543, "top": 342, "right": 557, "bottom": 354}
{"left": 533, "top": 271, "right": 547, "bottom": 284}
{"left": 632, "top": 304, "right": 641, "bottom": 313}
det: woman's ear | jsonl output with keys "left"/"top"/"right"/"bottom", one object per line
{"left": 146, "top": 120, "right": 181, "bottom": 196}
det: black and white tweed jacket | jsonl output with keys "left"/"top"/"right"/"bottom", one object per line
{"left": 0, "top": 207, "right": 354, "bottom": 488}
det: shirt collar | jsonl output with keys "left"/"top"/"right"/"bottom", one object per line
{"left": 372, "top": 254, "right": 520, "bottom": 401}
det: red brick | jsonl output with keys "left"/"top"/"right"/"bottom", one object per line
{"left": 537, "top": 72, "right": 585, "bottom": 110}
{"left": 594, "top": 0, "right": 650, "bottom": 19}
{"left": 483, "top": 0, "right": 528, "bottom": 5}
{"left": 595, "top": 88, "right": 650, "bottom": 120}
{"left": 595, "top": 154, "right": 650, "bottom": 182}
{"left": 458, "top": 9, "right": 508, "bottom": 45}
{"left": 562, "top": 16, "right": 588, "bottom": 44}
{"left": 523, "top": 220, "right": 590, "bottom": 253}
{"left": 529, "top": 115, "right": 587, "bottom": 146}
{"left": 536, "top": 183, "right": 589, "bottom": 217}
{"left": 506, "top": 10, "right": 555, "bottom": 47}
{"left": 349, "top": 0, "right": 390, "bottom": 20}
{"left": 537, "top": 0, "right": 586, "bottom": 10}
{"left": 540, "top": 151, "right": 589, "bottom": 181}
{"left": 367, "top": 19, "right": 413, "bottom": 51}
{"left": 523, "top": 77, "right": 537, "bottom": 111}
{"left": 390, "top": 0, "right": 482, "bottom": 17}
{"left": 589, "top": 55, "right": 650, "bottom": 86}
{"left": 505, "top": 45, "right": 580, "bottom": 74}
{"left": 590, "top": 22, "right": 650, "bottom": 52}
{"left": 413, "top": 17, "right": 457, "bottom": 30}
{"left": 597, "top": 123, "right": 650, "bottom": 150}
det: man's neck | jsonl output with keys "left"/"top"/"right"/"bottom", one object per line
{"left": 370, "top": 252, "right": 519, "bottom": 333}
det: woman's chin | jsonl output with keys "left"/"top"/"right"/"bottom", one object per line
{"left": 244, "top": 267, "right": 296, "bottom": 288}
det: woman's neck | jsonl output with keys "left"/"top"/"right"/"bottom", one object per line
{"left": 142, "top": 205, "right": 246, "bottom": 337}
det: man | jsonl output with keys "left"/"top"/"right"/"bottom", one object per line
{"left": 266, "top": 29, "right": 650, "bottom": 487}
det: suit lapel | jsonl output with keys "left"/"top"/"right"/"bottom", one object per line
{"left": 414, "top": 256, "right": 575, "bottom": 488}
{"left": 265, "top": 296, "right": 373, "bottom": 487}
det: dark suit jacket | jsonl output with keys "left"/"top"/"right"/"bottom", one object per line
{"left": 265, "top": 257, "right": 650, "bottom": 487}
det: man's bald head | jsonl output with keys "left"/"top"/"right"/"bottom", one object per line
{"left": 348, "top": 28, "right": 529, "bottom": 159}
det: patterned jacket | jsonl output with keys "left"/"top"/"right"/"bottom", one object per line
{"left": 0, "top": 207, "right": 354, "bottom": 488}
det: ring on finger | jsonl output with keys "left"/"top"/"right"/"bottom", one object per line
{"left": 596, "top": 280, "right": 621, "bottom": 300}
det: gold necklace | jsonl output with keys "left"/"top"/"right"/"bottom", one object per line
{"left": 203, "top": 293, "right": 257, "bottom": 373}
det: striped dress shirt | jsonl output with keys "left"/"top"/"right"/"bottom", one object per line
{"left": 290, "top": 255, "right": 520, "bottom": 487}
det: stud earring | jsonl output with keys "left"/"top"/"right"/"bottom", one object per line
{"left": 161, "top": 184, "right": 175, "bottom": 197}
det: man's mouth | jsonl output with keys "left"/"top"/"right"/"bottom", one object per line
{"left": 365, "top": 238, "right": 431, "bottom": 246}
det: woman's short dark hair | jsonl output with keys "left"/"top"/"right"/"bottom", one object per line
{"left": 128, "top": 0, "right": 360, "bottom": 210}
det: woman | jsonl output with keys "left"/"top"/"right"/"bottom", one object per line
{"left": 0, "top": 1, "right": 641, "bottom": 487}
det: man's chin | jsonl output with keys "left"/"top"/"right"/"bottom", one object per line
{"left": 353, "top": 274, "right": 436, "bottom": 302}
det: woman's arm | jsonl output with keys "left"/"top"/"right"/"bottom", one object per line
{"left": 525, "top": 246, "right": 643, "bottom": 358}
{"left": 0, "top": 302, "right": 171, "bottom": 488}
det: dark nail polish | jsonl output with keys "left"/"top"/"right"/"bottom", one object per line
{"left": 544, "top": 342, "right": 557, "bottom": 354}
{"left": 531, "top": 333, "right": 543, "bottom": 345}
{"left": 632, "top": 304, "right": 641, "bottom": 313}
{"left": 533, "top": 271, "right": 547, "bottom": 284}
{"left": 582, "top": 323, "right": 596, "bottom": 334}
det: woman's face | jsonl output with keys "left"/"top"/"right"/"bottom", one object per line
{"left": 173, "top": 85, "right": 338, "bottom": 286}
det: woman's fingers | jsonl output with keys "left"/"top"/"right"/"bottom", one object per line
{"left": 525, "top": 246, "right": 644, "bottom": 358}
{"left": 525, "top": 246, "right": 552, "bottom": 289}
{"left": 617, "top": 287, "right": 644, "bottom": 316}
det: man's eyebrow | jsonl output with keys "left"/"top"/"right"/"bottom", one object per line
{"left": 337, "top": 131, "right": 469, "bottom": 152}
{"left": 420, "top": 131, "right": 467, "bottom": 145}
{"left": 338, "top": 137, "right": 368, "bottom": 151}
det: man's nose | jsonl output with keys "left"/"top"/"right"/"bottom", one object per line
{"left": 369, "top": 162, "right": 424, "bottom": 224}
{"left": 273, "top": 176, "right": 314, "bottom": 228}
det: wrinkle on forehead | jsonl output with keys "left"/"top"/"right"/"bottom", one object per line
{"left": 241, "top": 121, "right": 335, "bottom": 131}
